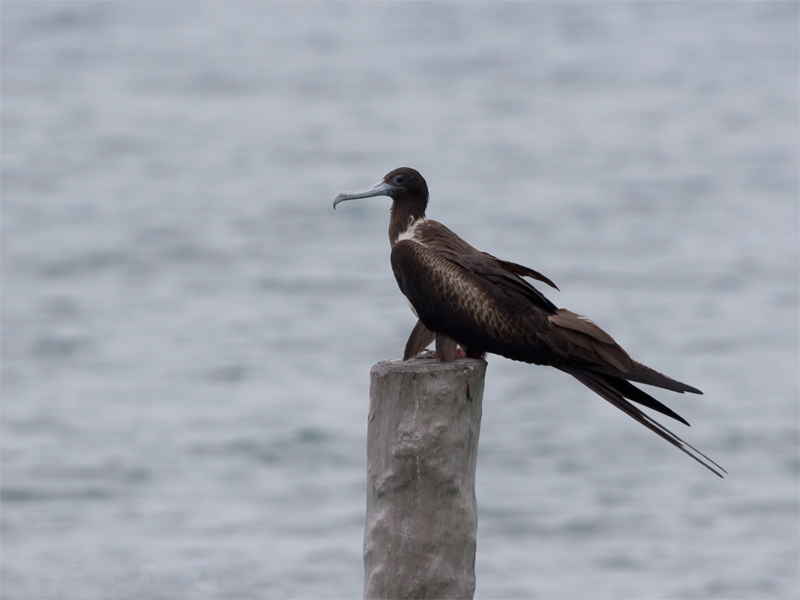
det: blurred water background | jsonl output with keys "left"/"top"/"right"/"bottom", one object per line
{"left": 2, "top": 2, "right": 798, "bottom": 599}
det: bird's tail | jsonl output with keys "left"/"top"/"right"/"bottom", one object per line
{"left": 558, "top": 365, "right": 726, "bottom": 478}
{"left": 586, "top": 360, "right": 702, "bottom": 394}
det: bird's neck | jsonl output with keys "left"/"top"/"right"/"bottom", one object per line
{"left": 389, "top": 200, "right": 427, "bottom": 246}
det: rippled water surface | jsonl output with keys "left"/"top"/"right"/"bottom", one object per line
{"left": 3, "top": 2, "right": 798, "bottom": 598}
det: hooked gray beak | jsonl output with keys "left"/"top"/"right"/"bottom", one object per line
{"left": 333, "top": 181, "right": 394, "bottom": 209}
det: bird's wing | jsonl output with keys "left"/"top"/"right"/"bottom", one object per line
{"left": 400, "top": 222, "right": 634, "bottom": 369}
{"left": 547, "top": 309, "right": 633, "bottom": 371}
{"left": 493, "top": 257, "right": 559, "bottom": 290}
{"left": 403, "top": 320, "right": 435, "bottom": 360}
{"left": 583, "top": 361, "right": 703, "bottom": 394}
{"left": 417, "top": 220, "right": 559, "bottom": 313}
{"left": 391, "top": 237, "right": 561, "bottom": 364}
{"left": 547, "top": 308, "right": 702, "bottom": 394}
{"left": 392, "top": 231, "right": 643, "bottom": 371}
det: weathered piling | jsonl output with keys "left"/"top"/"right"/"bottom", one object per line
{"left": 364, "top": 356, "right": 487, "bottom": 600}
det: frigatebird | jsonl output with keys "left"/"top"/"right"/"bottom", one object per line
{"left": 333, "top": 167, "right": 724, "bottom": 477}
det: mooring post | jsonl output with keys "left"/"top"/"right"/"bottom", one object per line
{"left": 363, "top": 356, "right": 487, "bottom": 600}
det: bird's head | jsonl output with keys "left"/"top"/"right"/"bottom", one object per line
{"left": 333, "top": 167, "right": 429, "bottom": 212}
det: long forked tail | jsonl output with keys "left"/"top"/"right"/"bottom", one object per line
{"left": 558, "top": 365, "right": 726, "bottom": 478}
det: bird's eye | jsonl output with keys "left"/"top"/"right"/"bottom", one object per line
{"left": 394, "top": 175, "right": 405, "bottom": 185}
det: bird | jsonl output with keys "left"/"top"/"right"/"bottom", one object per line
{"left": 333, "top": 167, "right": 724, "bottom": 477}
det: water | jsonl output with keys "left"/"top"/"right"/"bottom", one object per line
{"left": 2, "top": 2, "right": 798, "bottom": 598}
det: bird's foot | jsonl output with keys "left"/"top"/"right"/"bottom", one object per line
{"left": 421, "top": 347, "right": 468, "bottom": 360}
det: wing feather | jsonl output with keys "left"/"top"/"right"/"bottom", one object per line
{"left": 418, "top": 220, "right": 559, "bottom": 314}
{"left": 403, "top": 320, "right": 435, "bottom": 360}
{"left": 548, "top": 309, "right": 632, "bottom": 371}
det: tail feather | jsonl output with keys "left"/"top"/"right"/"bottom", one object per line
{"left": 604, "top": 376, "right": 690, "bottom": 426}
{"left": 586, "top": 361, "right": 702, "bottom": 395}
{"left": 559, "top": 365, "right": 725, "bottom": 478}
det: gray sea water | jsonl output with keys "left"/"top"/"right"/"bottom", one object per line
{"left": 2, "top": 2, "right": 798, "bottom": 599}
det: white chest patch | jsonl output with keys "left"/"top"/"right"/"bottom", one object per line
{"left": 394, "top": 217, "right": 427, "bottom": 245}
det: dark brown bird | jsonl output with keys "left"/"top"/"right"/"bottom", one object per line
{"left": 334, "top": 167, "right": 724, "bottom": 477}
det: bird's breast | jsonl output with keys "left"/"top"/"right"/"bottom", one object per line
{"left": 392, "top": 240, "right": 501, "bottom": 333}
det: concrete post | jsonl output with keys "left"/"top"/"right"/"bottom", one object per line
{"left": 364, "top": 357, "right": 487, "bottom": 600}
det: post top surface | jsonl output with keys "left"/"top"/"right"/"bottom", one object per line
{"left": 371, "top": 355, "right": 487, "bottom": 376}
